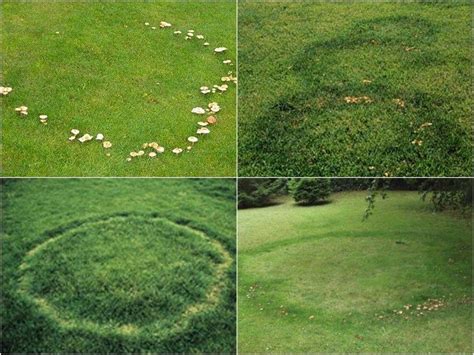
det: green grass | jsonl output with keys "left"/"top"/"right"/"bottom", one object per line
{"left": 238, "top": 191, "right": 472, "bottom": 352}
{"left": 1, "top": 178, "right": 236, "bottom": 352}
{"left": 1, "top": 1, "right": 236, "bottom": 176}
{"left": 238, "top": 2, "right": 472, "bottom": 177}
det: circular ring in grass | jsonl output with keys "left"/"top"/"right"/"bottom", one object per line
{"left": 18, "top": 214, "right": 231, "bottom": 337}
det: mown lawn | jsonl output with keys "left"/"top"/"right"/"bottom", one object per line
{"left": 1, "top": 178, "right": 236, "bottom": 352}
{"left": 1, "top": 1, "right": 236, "bottom": 176}
{"left": 238, "top": 3, "right": 471, "bottom": 177}
{"left": 238, "top": 191, "right": 472, "bottom": 352}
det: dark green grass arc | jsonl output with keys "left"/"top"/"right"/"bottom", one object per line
{"left": 238, "top": 6, "right": 472, "bottom": 177}
{"left": 19, "top": 215, "right": 227, "bottom": 332}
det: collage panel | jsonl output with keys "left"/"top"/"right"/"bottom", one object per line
{"left": 1, "top": 1, "right": 236, "bottom": 177}
{"left": 238, "top": 2, "right": 472, "bottom": 177}
{"left": 1, "top": 178, "right": 236, "bottom": 353}
{"left": 238, "top": 178, "right": 472, "bottom": 353}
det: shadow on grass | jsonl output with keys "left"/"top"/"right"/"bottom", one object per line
{"left": 292, "top": 200, "right": 333, "bottom": 207}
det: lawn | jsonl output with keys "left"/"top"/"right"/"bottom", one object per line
{"left": 1, "top": 178, "right": 236, "bottom": 353}
{"left": 238, "top": 2, "right": 472, "bottom": 177}
{"left": 1, "top": 1, "right": 236, "bottom": 177}
{"left": 238, "top": 191, "right": 472, "bottom": 352}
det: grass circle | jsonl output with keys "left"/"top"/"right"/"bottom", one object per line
{"left": 18, "top": 214, "right": 231, "bottom": 337}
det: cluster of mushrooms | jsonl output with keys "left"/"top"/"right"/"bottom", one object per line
{"left": 127, "top": 20, "right": 235, "bottom": 162}
{"left": 1, "top": 86, "right": 13, "bottom": 96}
{"left": 3, "top": 19, "right": 235, "bottom": 163}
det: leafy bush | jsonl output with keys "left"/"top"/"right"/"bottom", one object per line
{"left": 289, "top": 179, "right": 331, "bottom": 205}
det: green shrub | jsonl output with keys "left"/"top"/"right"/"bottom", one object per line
{"left": 238, "top": 179, "right": 287, "bottom": 208}
{"left": 289, "top": 179, "right": 331, "bottom": 205}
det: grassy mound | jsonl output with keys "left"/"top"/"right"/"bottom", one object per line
{"left": 1, "top": 2, "right": 236, "bottom": 176}
{"left": 238, "top": 3, "right": 471, "bottom": 176}
{"left": 238, "top": 191, "right": 472, "bottom": 352}
{"left": 1, "top": 179, "right": 236, "bottom": 352}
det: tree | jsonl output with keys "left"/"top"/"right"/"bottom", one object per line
{"left": 238, "top": 178, "right": 287, "bottom": 208}
{"left": 289, "top": 178, "right": 331, "bottom": 205}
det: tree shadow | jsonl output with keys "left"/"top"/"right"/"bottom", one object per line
{"left": 292, "top": 199, "right": 333, "bottom": 208}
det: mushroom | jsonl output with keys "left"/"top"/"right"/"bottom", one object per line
{"left": 197, "top": 121, "right": 208, "bottom": 126}
{"left": 137, "top": 150, "right": 145, "bottom": 156}
{"left": 196, "top": 35, "right": 204, "bottom": 39}
{"left": 78, "top": 134, "right": 93, "bottom": 143}
{"left": 39, "top": 115, "right": 48, "bottom": 125}
{"left": 172, "top": 148, "right": 183, "bottom": 154}
{"left": 148, "top": 151, "right": 157, "bottom": 158}
{"left": 203, "top": 42, "right": 210, "bottom": 46}
{"left": 151, "top": 26, "right": 156, "bottom": 30}
{"left": 191, "top": 107, "right": 206, "bottom": 115}
{"left": 197, "top": 127, "right": 210, "bottom": 135}
{"left": 68, "top": 136, "right": 76, "bottom": 141}
{"left": 145, "top": 22, "right": 150, "bottom": 26}
{"left": 71, "top": 129, "right": 80, "bottom": 136}
{"left": 96, "top": 133, "right": 104, "bottom": 141}
{"left": 187, "top": 136, "right": 198, "bottom": 145}
{"left": 187, "top": 32, "right": 194, "bottom": 37}
{"left": 214, "top": 47, "right": 227, "bottom": 53}
{"left": 159, "top": 21, "right": 172, "bottom": 28}
{"left": 207, "top": 116, "right": 217, "bottom": 125}
{"left": 223, "top": 60, "right": 232, "bottom": 64}
{"left": 156, "top": 146, "right": 165, "bottom": 153}
{"left": 208, "top": 102, "right": 221, "bottom": 113}
{"left": 174, "top": 30, "right": 182, "bottom": 34}
{"left": 102, "top": 141, "right": 112, "bottom": 148}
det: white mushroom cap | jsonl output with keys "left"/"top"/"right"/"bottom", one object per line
{"left": 174, "top": 30, "right": 182, "bottom": 34}
{"left": 197, "top": 127, "right": 210, "bottom": 135}
{"left": 39, "top": 114, "right": 48, "bottom": 119}
{"left": 149, "top": 151, "right": 157, "bottom": 157}
{"left": 191, "top": 107, "right": 206, "bottom": 115}
{"left": 203, "top": 42, "right": 210, "bottom": 46}
{"left": 196, "top": 35, "right": 204, "bottom": 39}
{"left": 137, "top": 150, "right": 145, "bottom": 156}
{"left": 160, "top": 21, "right": 172, "bottom": 28}
{"left": 71, "top": 129, "right": 80, "bottom": 135}
{"left": 156, "top": 146, "right": 165, "bottom": 153}
{"left": 188, "top": 136, "right": 198, "bottom": 143}
{"left": 214, "top": 47, "right": 228, "bottom": 53}
{"left": 102, "top": 141, "right": 112, "bottom": 148}
{"left": 96, "top": 133, "right": 104, "bottom": 141}
{"left": 197, "top": 121, "right": 208, "bottom": 126}
{"left": 78, "top": 134, "right": 93, "bottom": 143}
{"left": 68, "top": 136, "right": 76, "bottom": 141}
{"left": 20, "top": 106, "right": 28, "bottom": 111}
{"left": 172, "top": 148, "right": 183, "bottom": 154}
